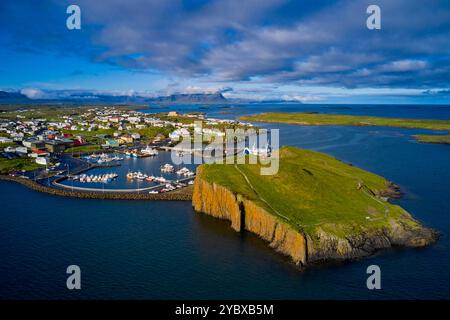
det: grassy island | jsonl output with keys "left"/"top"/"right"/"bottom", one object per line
{"left": 239, "top": 112, "right": 450, "bottom": 131}
{"left": 413, "top": 134, "right": 450, "bottom": 145}
{"left": 193, "top": 146, "right": 437, "bottom": 266}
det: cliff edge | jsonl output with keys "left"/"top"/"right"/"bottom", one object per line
{"left": 192, "top": 147, "right": 438, "bottom": 268}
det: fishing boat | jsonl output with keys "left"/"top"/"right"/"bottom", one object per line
{"left": 161, "top": 163, "right": 174, "bottom": 173}
{"left": 141, "top": 146, "right": 159, "bottom": 156}
{"left": 176, "top": 167, "right": 194, "bottom": 176}
{"left": 136, "top": 171, "right": 147, "bottom": 180}
{"left": 154, "top": 176, "right": 167, "bottom": 183}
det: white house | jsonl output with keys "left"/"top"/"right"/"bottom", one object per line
{"left": 15, "top": 146, "right": 28, "bottom": 154}
{"left": 128, "top": 117, "right": 141, "bottom": 124}
{"left": 169, "top": 128, "right": 190, "bottom": 140}
{"left": 131, "top": 133, "right": 141, "bottom": 140}
{"left": 0, "top": 137, "right": 13, "bottom": 143}
{"left": 35, "top": 157, "right": 48, "bottom": 165}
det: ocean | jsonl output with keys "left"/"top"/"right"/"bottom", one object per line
{"left": 1, "top": 104, "right": 449, "bottom": 299}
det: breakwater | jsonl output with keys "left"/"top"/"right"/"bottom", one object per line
{"left": 0, "top": 175, "right": 192, "bottom": 201}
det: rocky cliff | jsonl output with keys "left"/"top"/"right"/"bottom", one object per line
{"left": 192, "top": 167, "right": 438, "bottom": 268}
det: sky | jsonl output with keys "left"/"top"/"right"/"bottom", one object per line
{"left": 1, "top": 0, "right": 450, "bottom": 103}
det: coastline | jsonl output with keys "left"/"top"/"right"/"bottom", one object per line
{"left": 413, "top": 134, "right": 450, "bottom": 145}
{"left": 0, "top": 175, "right": 193, "bottom": 201}
{"left": 192, "top": 147, "right": 439, "bottom": 268}
{"left": 193, "top": 172, "right": 438, "bottom": 268}
{"left": 239, "top": 112, "right": 450, "bottom": 131}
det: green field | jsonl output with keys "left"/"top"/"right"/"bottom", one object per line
{"left": 413, "top": 134, "right": 450, "bottom": 145}
{"left": 0, "top": 104, "right": 143, "bottom": 121}
{"left": 64, "top": 144, "right": 102, "bottom": 153}
{"left": 199, "top": 146, "right": 422, "bottom": 238}
{"left": 0, "top": 158, "right": 43, "bottom": 174}
{"left": 240, "top": 112, "right": 450, "bottom": 131}
{"left": 61, "top": 128, "right": 115, "bottom": 137}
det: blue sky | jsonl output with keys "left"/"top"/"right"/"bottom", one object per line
{"left": 1, "top": 0, "right": 450, "bottom": 103}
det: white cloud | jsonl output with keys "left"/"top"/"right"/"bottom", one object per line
{"left": 20, "top": 88, "right": 46, "bottom": 99}
{"left": 380, "top": 60, "right": 429, "bottom": 72}
{"left": 281, "top": 95, "right": 323, "bottom": 102}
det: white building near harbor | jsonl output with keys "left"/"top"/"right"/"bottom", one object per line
{"left": 35, "top": 157, "right": 48, "bottom": 165}
{"left": 0, "top": 137, "right": 13, "bottom": 143}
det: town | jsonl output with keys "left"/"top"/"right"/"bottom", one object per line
{"left": 0, "top": 106, "right": 252, "bottom": 164}
{"left": 0, "top": 105, "right": 255, "bottom": 195}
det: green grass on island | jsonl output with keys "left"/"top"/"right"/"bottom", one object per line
{"left": 239, "top": 112, "right": 450, "bottom": 131}
{"left": 413, "top": 134, "right": 450, "bottom": 145}
{"left": 199, "top": 146, "right": 423, "bottom": 239}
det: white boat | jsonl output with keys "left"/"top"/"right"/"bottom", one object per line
{"left": 154, "top": 176, "right": 167, "bottom": 183}
{"left": 136, "top": 172, "right": 147, "bottom": 180}
{"left": 176, "top": 167, "right": 194, "bottom": 177}
{"left": 161, "top": 163, "right": 174, "bottom": 173}
{"left": 141, "top": 146, "right": 159, "bottom": 156}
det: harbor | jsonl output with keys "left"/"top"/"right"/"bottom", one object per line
{"left": 56, "top": 150, "right": 197, "bottom": 194}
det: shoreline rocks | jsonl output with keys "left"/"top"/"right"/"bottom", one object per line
{"left": 0, "top": 175, "right": 192, "bottom": 201}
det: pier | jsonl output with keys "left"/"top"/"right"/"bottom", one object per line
{"left": 0, "top": 175, "right": 194, "bottom": 201}
{"left": 53, "top": 176, "right": 195, "bottom": 193}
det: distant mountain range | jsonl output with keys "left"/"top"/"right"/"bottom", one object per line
{"left": 0, "top": 91, "right": 30, "bottom": 102}
{"left": 149, "top": 93, "right": 227, "bottom": 103}
{"left": 0, "top": 90, "right": 228, "bottom": 105}
{"left": 0, "top": 90, "right": 300, "bottom": 105}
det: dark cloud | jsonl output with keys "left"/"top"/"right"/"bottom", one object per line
{"left": 1, "top": 0, "right": 450, "bottom": 90}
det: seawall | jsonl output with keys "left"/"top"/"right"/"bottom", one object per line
{"left": 0, "top": 175, "right": 192, "bottom": 201}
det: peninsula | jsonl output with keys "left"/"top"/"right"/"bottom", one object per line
{"left": 239, "top": 112, "right": 450, "bottom": 131}
{"left": 192, "top": 146, "right": 438, "bottom": 267}
{"left": 413, "top": 134, "right": 450, "bottom": 145}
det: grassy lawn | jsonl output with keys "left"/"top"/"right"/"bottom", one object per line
{"left": 64, "top": 144, "right": 102, "bottom": 153}
{"left": 137, "top": 126, "right": 173, "bottom": 138}
{"left": 240, "top": 112, "right": 450, "bottom": 131}
{"left": 0, "top": 105, "right": 143, "bottom": 120}
{"left": 0, "top": 157, "right": 43, "bottom": 174}
{"left": 414, "top": 134, "right": 450, "bottom": 145}
{"left": 62, "top": 128, "right": 115, "bottom": 136}
{"left": 199, "top": 146, "right": 421, "bottom": 238}
{"left": 1, "top": 142, "right": 19, "bottom": 150}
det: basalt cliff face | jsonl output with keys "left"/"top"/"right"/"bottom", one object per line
{"left": 192, "top": 174, "right": 307, "bottom": 265}
{"left": 192, "top": 168, "right": 438, "bottom": 268}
